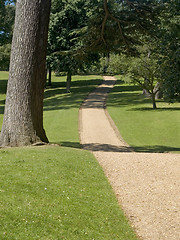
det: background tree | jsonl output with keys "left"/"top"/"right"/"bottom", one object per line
{"left": 83, "top": 0, "right": 159, "bottom": 55}
{"left": 157, "top": 0, "right": 180, "bottom": 102}
{"left": 106, "top": 45, "right": 161, "bottom": 109}
{"left": 47, "top": 0, "right": 100, "bottom": 92}
{"left": 127, "top": 51, "right": 160, "bottom": 109}
{"left": 0, "top": 43, "right": 11, "bottom": 70}
{"left": 0, "top": 0, "right": 15, "bottom": 70}
{"left": 0, "top": 0, "right": 51, "bottom": 147}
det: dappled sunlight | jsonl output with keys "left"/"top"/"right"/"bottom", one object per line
{"left": 44, "top": 78, "right": 102, "bottom": 111}
{"left": 44, "top": 93, "right": 85, "bottom": 111}
{"left": 107, "top": 80, "right": 180, "bottom": 153}
{"left": 82, "top": 143, "right": 132, "bottom": 152}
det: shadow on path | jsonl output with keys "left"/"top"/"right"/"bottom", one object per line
{"left": 59, "top": 141, "right": 180, "bottom": 153}
{"left": 82, "top": 143, "right": 132, "bottom": 152}
{"left": 82, "top": 79, "right": 116, "bottom": 109}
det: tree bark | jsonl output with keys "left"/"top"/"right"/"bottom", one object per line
{"left": 151, "top": 92, "right": 157, "bottom": 109}
{"left": 48, "top": 67, "right": 52, "bottom": 86}
{"left": 0, "top": 0, "right": 51, "bottom": 147}
{"left": 153, "top": 82, "right": 162, "bottom": 99}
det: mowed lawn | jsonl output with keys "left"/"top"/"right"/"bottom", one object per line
{"left": 107, "top": 76, "right": 180, "bottom": 153}
{"left": 0, "top": 72, "right": 138, "bottom": 240}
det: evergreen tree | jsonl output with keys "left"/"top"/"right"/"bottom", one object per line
{"left": 158, "top": 0, "right": 180, "bottom": 102}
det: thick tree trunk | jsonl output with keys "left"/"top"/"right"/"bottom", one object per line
{"left": 48, "top": 67, "right": 52, "bottom": 86}
{"left": 142, "top": 77, "right": 150, "bottom": 97}
{"left": 0, "top": 0, "right": 51, "bottom": 147}
{"left": 66, "top": 71, "right": 72, "bottom": 93}
{"left": 151, "top": 92, "right": 157, "bottom": 109}
{"left": 153, "top": 82, "right": 163, "bottom": 99}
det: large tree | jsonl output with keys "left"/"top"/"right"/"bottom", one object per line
{"left": 0, "top": 0, "right": 51, "bottom": 147}
{"left": 158, "top": 0, "right": 180, "bottom": 102}
{"left": 83, "top": 0, "right": 159, "bottom": 54}
{"left": 47, "top": 0, "right": 100, "bottom": 92}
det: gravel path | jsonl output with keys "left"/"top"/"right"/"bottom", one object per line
{"left": 79, "top": 76, "right": 180, "bottom": 240}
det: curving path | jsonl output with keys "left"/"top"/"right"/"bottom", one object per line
{"left": 79, "top": 76, "right": 180, "bottom": 240}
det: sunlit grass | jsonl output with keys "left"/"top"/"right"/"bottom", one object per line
{"left": 44, "top": 74, "right": 103, "bottom": 144}
{"left": 0, "top": 72, "right": 138, "bottom": 240}
{"left": 0, "top": 146, "right": 138, "bottom": 240}
{"left": 107, "top": 76, "right": 180, "bottom": 153}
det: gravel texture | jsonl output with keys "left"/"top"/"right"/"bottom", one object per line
{"left": 79, "top": 76, "right": 180, "bottom": 240}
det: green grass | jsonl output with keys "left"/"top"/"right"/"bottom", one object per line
{"left": 0, "top": 72, "right": 138, "bottom": 240}
{"left": 0, "top": 147, "right": 137, "bottom": 240}
{"left": 107, "top": 76, "right": 180, "bottom": 153}
{"left": 44, "top": 74, "right": 103, "bottom": 145}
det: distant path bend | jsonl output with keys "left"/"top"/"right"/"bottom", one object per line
{"left": 79, "top": 76, "right": 180, "bottom": 240}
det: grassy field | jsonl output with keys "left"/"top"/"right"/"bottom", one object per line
{"left": 107, "top": 76, "right": 180, "bottom": 153}
{"left": 44, "top": 74, "right": 103, "bottom": 145}
{"left": 0, "top": 72, "right": 138, "bottom": 240}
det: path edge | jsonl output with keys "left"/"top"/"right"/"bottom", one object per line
{"left": 79, "top": 75, "right": 133, "bottom": 152}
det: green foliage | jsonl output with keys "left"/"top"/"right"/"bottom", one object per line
{"left": 84, "top": 0, "right": 160, "bottom": 54}
{"left": 0, "top": 44, "right": 11, "bottom": 70}
{"left": 101, "top": 54, "right": 129, "bottom": 75}
{"left": 127, "top": 52, "right": 159, "bottom": 92}
{"left": 48, "top": 0, "right": 100, "bottom": 75}
{"left": 104, "top": 45, "right": 161, "bottom": 108}
{"left": 0, "top": 0, "right": 6, "bottom": 37}
{"left": 0, "top": 1, "right": 15, "bottom": 45}
{"left": 157, "top": 0, "right": 180, "bottom": 102}
{"left": 107, "top": 78, "right": 180, "bottom": 153}
{"left": 0, "top": 1, "right": 15, "bottom": 70}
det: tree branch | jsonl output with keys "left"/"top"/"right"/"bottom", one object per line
{"left": 102, "top": 0, "right": 129, "bottom": 50}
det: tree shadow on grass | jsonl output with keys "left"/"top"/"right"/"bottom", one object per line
{"left": 59, "top": 142, "right": 180, "bottom": 153}
{"left": 71, "top": 79, "right": 102, "bottom": 87}
{"left": 44, "top": 78, "right": 102, "bottom": 98}
{"left": 46, "top": 81, "right": 66, "bottom": 89}
{"left": 107, "top": 82, "right": 153, "bottom": 108}
{"left": 0, "top": 100, "right": 5, "bottom": 105}
{"left": 0, "top": 80, "right": 7, "bottom": 94}
{"left": 0, "top": 106, "right": 4, "bottom": 115}
{"left": 107, "top": 92, "right": 152, "bottom": 108}
{"left": 44, "top": 78, "right": 102, "bottom": 111}
{"left": 108, "top": 81, "right": 180, "bottom": 111}
{"left": 112, "top": 84, "right": 140, "bottom": 93}
{"left": 129, "top": 107, "right": 180, "bottom": 112}
{"left": 44, "top": 88, "right": 67, "bottom": 99}
{"left": 59, "top": 142, "right": 82, "bottom": 149}
{"left": 44, "top": 92, "right": 87, "bottom": 111}
{"left": 132, "top": 145, "right": 180, "bottom": 153}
